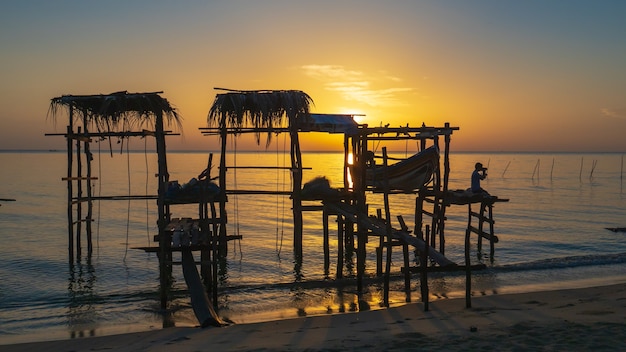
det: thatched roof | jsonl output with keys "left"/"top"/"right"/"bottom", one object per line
{"left": 207, "top": 89, "right": 313, "bottom": 145}
{"left": 48, "top": 91, "right": 181, "bottom": 133}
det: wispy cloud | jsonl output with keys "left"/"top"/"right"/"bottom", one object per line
{"left": 301, "top": 65, "right": 413, "bottom": 107}
{"left": 601, "top": 107, "right": 626, "bottom": 119}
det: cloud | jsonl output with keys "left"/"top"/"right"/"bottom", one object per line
{"left": 601, "top": 107, "right": 626, "bottom": 119}
{"left": 301, "top": 65, "right": 413, "bottom": 107}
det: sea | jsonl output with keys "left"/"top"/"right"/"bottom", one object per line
{"left": 1, "top": 150, "right": 626, "bottom": 345}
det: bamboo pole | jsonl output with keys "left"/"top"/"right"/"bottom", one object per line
{"left": 382, "top": 147, "right": 393, "bottom": 307}
{"left": 336, "top": 215, "right": 344, "bottom": 279}
{"left": 155, "top": 110, "right": 171, "bottom": 309}
{"left": 590, "top": 159, "right": 597, "bottom": 179}
{"left": 67, "top": 124, "right": 74, "bottom": 262}
{"left": 76, "top": 127, "right": 82, "bottom": 259}
{"left": 422, "top": 224, "right": 430, "bottom": 311}
{"left": 403, "top": 242, "right": 411, "bottom": 302}
{"left": 532, "top": 158, "right": 540, "bottom": 180}
{"left": 218, "top": 117, "right": 228, "bottom": 255}
{"left": 323, "top": 206, "right": 330, "bottom": 276}
{"left": 376, "top": 208, "right": 383, "bottom": 276}
{"left": 502, "top": 161, "right": 511, "bottom": 178}
{"left": 289, "top": 119, "right": 303, "bottom": 260}
{"left": 579, "top": 157, "right": 584, "bottom": 182}
{"left": 84, "top": 122, "right": 93, "bottom": 256}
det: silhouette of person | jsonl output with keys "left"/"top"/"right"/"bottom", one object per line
{"left": 471, "top": 162, "right": 488, "bottom": 194}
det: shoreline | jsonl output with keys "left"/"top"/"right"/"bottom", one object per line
{"left": 3, "top": 282, "right": 625, "bottom": 351}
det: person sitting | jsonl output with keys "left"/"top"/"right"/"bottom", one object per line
{"left": 471, "top": 162, "right": 488, "bottom": 194}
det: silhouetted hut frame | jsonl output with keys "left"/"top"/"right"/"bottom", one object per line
{"left": 202, "top": 89, "right": 316, "bottom": 259}
{"left": 47, "top": 91, "right": 181, "bottom": 308}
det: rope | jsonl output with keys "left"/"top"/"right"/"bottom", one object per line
{"left": 144, "top": 137, "right": 150, "bottom": 246}
{"left": 96, "top": 138, "right": 102, "bottom": 256}
{"left": 230, "top": 136, "right": 241, "bottom": 259}
{"left": 275, "top": 136, "right": 280, "bottom": 253}
{"left": 276, "top": 133, "right": 287, "bottom": 256}
{"left": 123, "top": 135, "right": 131, "bottom": 261}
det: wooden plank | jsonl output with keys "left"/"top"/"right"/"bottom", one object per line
{"left": 325, "top": 202, "right": 455, "bottom": 267}
{"left": 181, "top": 249, "right": 226, "bottom": 327}
{"left": 468, "top": 225, "right": 499, "bottom": 243}
{"left": 62, "top": 176, "right": 99, "bottom": 181}
{"left": 470, "top": 211, "right": 495, "bottom": 224}
{"left": 150, "top": 234, "right": 242, "bottom": 245}
{"left": 393, "top": 231, "right": 456, "bottom": 267}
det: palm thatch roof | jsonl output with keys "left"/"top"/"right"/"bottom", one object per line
{"left": 48, "top": 91, "right": 181, "bottom": 133}
{"left": 207, "top": 89, "right": 313, "bottom": 145}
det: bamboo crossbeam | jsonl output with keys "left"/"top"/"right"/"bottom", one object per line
{"left": 45, "top": 131, "right": 179, "bottom": 138}
{"left": 226, "top": 190, "right": 292, "bottom": 195}
{"left": 225, "top": 166, "right": 312, "bottom": 170}
{"left": 200, "top": 127, "right": 291, "bottom": 134}
{"left": 468, "top": 225, "right": 499, "bottom": 243}
{"left": 62, "top": 176, "right": 99, "bottom": 181}
{"left": 470, "top": 211, "right": 495, "bottom": 224}
{"left": 134, "top": 236, "right": 243, "bottom": 252}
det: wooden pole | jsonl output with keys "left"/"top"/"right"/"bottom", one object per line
{"left": 336, "top": 215, "right": 344, "bottom": 279}
{"left": 289, "top": 121, "right": 303, "bottom": 260}
{"left": 155, "top": 111, "right": 171, "bottom": 309}
{"left": 218, "top": 118, "right": 228, "bottom": 255}
{"left": 376, "top": 208, "right": 383, "bottom": 276}
{"left": 355, "top": 134, "right": 367, "bottom": 292}
{"left": 488, "top": 204, "right": 495, "bottom": 260}
{"left": 210, "top": 200, "right": 219, "bottom": 308}
{"left": 421, "top": 225, "right": 430, "bottom": 311}
{"left": 382, "top": 147, "right": 393, "bottom": 307}
{"left": 66, "top": 124, "right": 74, "bottom": 263}
{"left": 477, "top": 202, "right": 485, "bottom": 253}
{"left": 323, "top": 206, "right": 330, "bottom": 276}
{"left": 84, "top": 121, "right": 93, "bottom": 256}
{"left": 403, "top": 242, "right": 411, "bottom": 303}
{"left": 76, "top": 127, "right": 82, "bottom": 260}
{"left": 465, "top": 205, "right": 472, "bottom": 308}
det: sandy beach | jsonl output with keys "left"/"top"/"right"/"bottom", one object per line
{"left": 3, "top": 282, "right": 625, "bottom": 351}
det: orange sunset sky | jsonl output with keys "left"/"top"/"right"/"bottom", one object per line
{"left": 1, "top": 1, "right": 625, "bottom": 152}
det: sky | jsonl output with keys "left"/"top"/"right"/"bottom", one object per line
{"left": 1, "top": 0, "right": 625, "bottom": 152}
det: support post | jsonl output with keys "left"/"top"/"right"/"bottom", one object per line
{"left": 323, "top": 206, "right": 330, "bottom": 276}
{"left": 75, "top": 127, "right": 82, "bottom": 260}
{"left": 66, "top": 124, "right": 74, "bottom": 263}
{"left": 336, "top": 215, "right": 344, "bottom": 279}
{"left": 382, "top": 147, "right": 393, "bottom": 307}
{"left": 155, "top": 111, "right": 171, "bottom": 309}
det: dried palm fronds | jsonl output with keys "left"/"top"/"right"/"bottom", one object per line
{"left": 48, "top": 91, "right": 181, "bottom": 133}
{"left": 207, "top": 88, "right": 313, "bottom": 146}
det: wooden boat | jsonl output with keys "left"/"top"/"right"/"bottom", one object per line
{"left": 366, "top": 145, "right": 439, "bottom": 191}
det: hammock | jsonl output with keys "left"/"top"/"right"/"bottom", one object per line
{"left": 366, "top": 146, "right": 439, "bottom": 191}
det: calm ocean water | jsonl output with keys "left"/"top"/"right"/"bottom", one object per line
{"left": 1, "top": 150, "right": 626, "bottom": 344}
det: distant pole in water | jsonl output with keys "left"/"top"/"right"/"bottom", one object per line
{"left": 550, "top": 157, "right": 555, "bottom": 181}
{"left": 532, "top": 159, "right": 540, "bottom": 180}
{"left": 502, "top": 161, "right": 511, "bottom": 178}
{"left": 579, "top": 157, "right": 584, "bottom": 182}
{"left": 621, "top": 154, "right": 624, "bottom": 181}
{"left": 590, "top": 159, "right": 597, "bottom": 179}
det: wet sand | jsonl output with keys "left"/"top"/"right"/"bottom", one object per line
{"left": 3, "top": 283, "right": 626, "bottom": 351}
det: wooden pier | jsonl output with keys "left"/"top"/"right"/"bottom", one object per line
{"left": 47, "top": 89, "right": 508, "bottom": 324}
